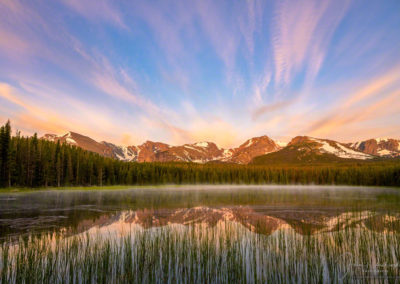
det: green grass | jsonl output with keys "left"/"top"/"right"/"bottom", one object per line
{"left": 1, "top": 212, "right": 399, "bottom": 283}
{"left": 0, "top": 184, "right": 185, "bottom": 193}
{"left": 1, "top": 183, "right": 400, "bottom": 194}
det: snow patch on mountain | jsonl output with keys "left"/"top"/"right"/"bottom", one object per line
{"left": 348, "top": 138, "right": 400, "bottom": 157}
{"left": 194, "top": 142, "right": 209, "bottom": 147}
{"left": 43, "top": 134, "right": 57, "bottom": 142}
{"left": 184, "top": 145, "right": 199, "bottom": 151}
{"left": 244, "top": 139, "right": 254, "bottom": 147}
{"left": 120, "top": 146, "right": 136, "bottom": 161}
{"left": 192, "top": 159, "right": 208, "bottom": 164}
{"left": 275, "top": 140, "right": 287, "bottom": 147}
{"left": 375, "top": 137, "right": 389, "bottom": 143}
{"left": 66, "top": 137, "right": 77, "bottom": 145}
{"left": 223, "top": 149, "right": 233, "bottom": 157}
{"left": 310, "top": 138, "right": 372, "bottom": 160}
{"left": 378, "top": 149, "right": 391, "bottom": 156}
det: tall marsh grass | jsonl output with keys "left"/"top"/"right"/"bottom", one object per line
{"left": 1, "top": 213, "right": 399, "bottom": 283}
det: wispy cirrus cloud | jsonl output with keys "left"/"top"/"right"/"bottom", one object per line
{"left": 342, "top": 65, "right": 400, "bottom": 108}
{"left": 1, "top": 0, "right": 400, "bottom": 146}
{"left": 131, "top": 0, "right": 263, "bottom": 93}
{"left": 271, "top": 0, "right": 350, "bottom": 86}
{"left": 239, "top": 0, "right": 263, "bottom": 56}
{"left": 61, "top": 0, "right": 126, "bottom": 28}
{"left": 252, "top": 100, "right": 293, "bottom": 120}
{"left": 0, "top": 82, "right": 79, "bottom": 135}
{"left": 307, "top": 90, "right": 400, "bottom": 140}
{"left": 306, "top": 65, "right": 400, "bottom": 138}
{"left": 0, "top": 0, "right": 178, "bottom": 137}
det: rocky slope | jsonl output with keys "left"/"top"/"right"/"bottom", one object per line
{"left": 221, "top": 136, "right": 281, "bottom": 164}
{"left": 43, "top": 132, "right": 399, "bottom": 164}
{"left": 42, "top": 132, "right": 281, "bottom": 164}
{"left": 347, "top": 138, "right": 400, "bottom": 158}
{"left": 252, "top": 136, "right": 374, "bottom": 164}
{"left": 42, "top": 132, "right": 115, "bottom": 158}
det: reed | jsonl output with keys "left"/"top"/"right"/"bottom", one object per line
{"left": 1, "top": 212, "right": 399, "bottom": 283}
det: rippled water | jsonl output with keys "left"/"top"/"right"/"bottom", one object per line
{"left": 1, "top": 185, "right": 400, "bottom": 282}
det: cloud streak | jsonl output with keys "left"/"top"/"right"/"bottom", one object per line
{"left": 0, "top": 0, "right": 400, "bottom": 146}
{"left": 61, "top": 0, "right": 126, "bottom": 28}
{"left": 306, "top": 66, "right": 400, "bottom": 137}
{"left": 271, "top": 0, "right": 350, "bottom": 86}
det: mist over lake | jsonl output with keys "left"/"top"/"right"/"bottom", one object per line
{"left": 1, "top": 0, "right": 400, "bottom": 281}
{"left": 1, "top": 186, "right": 399, "bottom": 282}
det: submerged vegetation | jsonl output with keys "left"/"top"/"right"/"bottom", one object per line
{"left": 1, "top": 121, "right": 400, "bottom": 188}
{"left": 1, "top": 212, "right": 399, "bottom": 283}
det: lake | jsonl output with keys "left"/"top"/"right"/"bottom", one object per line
{"left": 1, "top": 185, "right": 400, "bottom": 282}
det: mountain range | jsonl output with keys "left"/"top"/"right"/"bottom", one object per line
{"left": 41, "top": 131, "right": 400, "bottom": 164}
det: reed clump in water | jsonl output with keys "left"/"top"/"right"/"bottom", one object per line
{"left": 1, "top": 212, "right": 399, "bottom": 283}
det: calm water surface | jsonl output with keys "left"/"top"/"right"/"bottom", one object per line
{"left": 1, "top": 185, "right": 400, "bottom": 282}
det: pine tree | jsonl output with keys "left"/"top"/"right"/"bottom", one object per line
{"left": 0, "top": 121, "right": 11, "bottom": 187}
{"left": 0, "top": 120, "right": 400, "bottom": 188}
{"left": 0, "top": 125, "right": 4, "bottom": 185}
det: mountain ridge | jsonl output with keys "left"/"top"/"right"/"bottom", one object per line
{"left": 42, "top": 131, "right": 282, "bottom": 164}
{"left": 252, "top": 136, "right": 374, "bottom": 164}
{"left": 41, "top": 131, "right": 398, "bottom": 164}
{"left": 346, "top": 138, "right": 400, "bottom": 158}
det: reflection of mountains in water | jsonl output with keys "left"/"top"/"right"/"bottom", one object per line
{"left": 76, "top": 207, "right": 400, "bottom": 236}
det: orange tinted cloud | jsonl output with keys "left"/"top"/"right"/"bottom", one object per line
{"left": 308, "top": 89, "right": 400, "bottom": 137}
{"left": 0, "top": 82, "right": 73, "bottom": 134}
{"left": 0, "top": 82, "right": 130, "bottom": 141}
{"left": 343, "top": 65, "right": 400, "bottom": 108}
{"left": 0, "top": 28, "right": 28, "bottom": 55}
{"left": 252, "top": 100, "right": 293, "bottom": 120}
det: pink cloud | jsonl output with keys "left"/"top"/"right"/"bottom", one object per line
{"left": 61, "top": 0, "right": 126, "bottom": 28}
{"left": 271, "top": 0, "right": 350, "bottom": 86}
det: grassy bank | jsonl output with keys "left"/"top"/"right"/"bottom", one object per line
{"left": 1, "top": 183, "right": 400, "bottom": 194}
{"left": 0, "top": 185, "right": 147, "bottom": 193}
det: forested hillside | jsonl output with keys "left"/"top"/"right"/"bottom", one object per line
{"left": 1, "top": 121, "right": 400, "bottom": 188}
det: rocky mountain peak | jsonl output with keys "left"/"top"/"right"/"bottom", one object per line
{"left": 225, "top": 135, "right": 281, "bottom": 164}
{"left": 42, "top": 131, "right": 400, "bottom": 164}
{"left": 348, "top": 138, "right": 400, "bottom": 157}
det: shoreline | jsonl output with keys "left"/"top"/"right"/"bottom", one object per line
{"left": 1, "top": 183, "right": 399, "bottom": 194}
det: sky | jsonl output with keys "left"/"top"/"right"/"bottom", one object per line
{"left": 0, "top": 0, "right": 399, "bottom": 148}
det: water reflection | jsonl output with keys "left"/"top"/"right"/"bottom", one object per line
{"left": 1, "top": 186, "right": 400, "bottom": 282}
{"left": 68, "top": 207, "right": 400, "bottom": 238}
{"left": 1, "top": 185, "right": 400, "bottom": 239}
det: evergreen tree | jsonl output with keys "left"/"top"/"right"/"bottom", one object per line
{"left": 0, "top": 120, "right": 11, "bottom": 187}
{"left": 0, "top": 120, "right": 400, "bottom": 189}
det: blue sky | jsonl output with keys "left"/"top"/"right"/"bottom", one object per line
{"left": 0, "top": 0, "right": 399, "bottom": 147}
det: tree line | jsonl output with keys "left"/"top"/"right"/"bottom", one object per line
{"left": 0, "top": 121, "right": 399, "bottom": 188}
